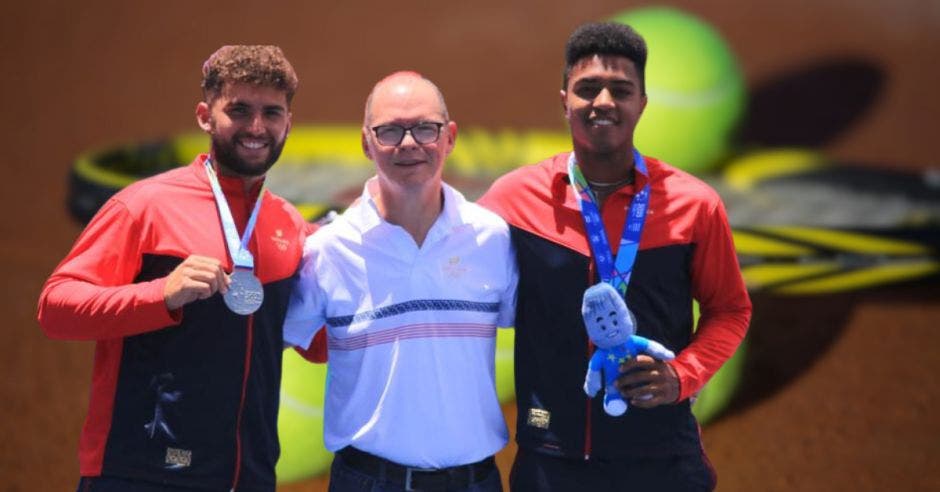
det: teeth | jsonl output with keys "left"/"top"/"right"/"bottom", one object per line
{"left": 592, "top": 119, "right": 615, "bottom": 126}
{"left": 241, "top": 141, "right": 266, "bottom": 149}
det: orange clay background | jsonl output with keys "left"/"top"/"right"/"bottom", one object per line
{"left": 1, "top": 1, "right": 938, "bottom": 491}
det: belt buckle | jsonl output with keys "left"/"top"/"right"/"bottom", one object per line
{"left": 404, "top": 464, "right": 441, "bottom": 491}
{"left": 404, "top": 467, "right": 413, "bottom": 491}
{"left": 404, "top": 466, "right": 423, "bottom": 491}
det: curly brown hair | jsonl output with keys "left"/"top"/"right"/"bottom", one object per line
{"left": 201, "top": 45, "right": 299, "bottom": 104}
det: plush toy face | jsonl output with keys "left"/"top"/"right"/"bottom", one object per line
{"left": 582, "top": 282, "right": 635, "bottom": 349}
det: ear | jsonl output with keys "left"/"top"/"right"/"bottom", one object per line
{"left": 559, "top": 89, "right": 569, "bottom": 118}
{"left": 285, "top": 110, "right": 293, "bottom": 137}
{"left": 361, "top": 126, "right": 373, "bottom": 160}
{"left": 442, "top": 121, "right": 458, "bottom": 156}
{"left": 195, "top": 101, "right": 212, "bottom": 133}
{"left": 639, "top": 94, "right": 648, "bottom": 117}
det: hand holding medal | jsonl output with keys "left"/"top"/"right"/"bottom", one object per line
{"left": 163, "top": 255, "right": 232, "bottom": 311}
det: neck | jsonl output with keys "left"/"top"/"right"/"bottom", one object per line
{"left": 238, "top": 175, "right": 265, "bottom": 194}
{"left": 372, "top": 178, "right": 443, "bottom": 247}
{"left": 573, "top": 146, "right": 635, "bottom": 184}
{"left": 210, "top": 155, "right": 265, "bottom": 194}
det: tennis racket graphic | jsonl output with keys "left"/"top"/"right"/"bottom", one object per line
{"left": 66, "top": 127, "right": 940, "bottom": 435}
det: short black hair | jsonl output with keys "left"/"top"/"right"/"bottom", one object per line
{"left": 563, "top": 22, "right": 647, "bottom": 93}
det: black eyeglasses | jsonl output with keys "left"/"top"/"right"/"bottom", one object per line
{"left": 371, "top": 122, "right": 444, "bottom": 146}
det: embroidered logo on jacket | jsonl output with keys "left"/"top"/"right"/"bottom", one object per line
{"left": 527, "top": 408, "right": 551, "bottom": 429}
{"left": 165, "top": 447, "right": 192, "bottom": 468}
{"left": 271, "top": 229, "right": 290, "bottom": 251}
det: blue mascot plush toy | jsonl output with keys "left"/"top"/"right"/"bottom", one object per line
{"left": 583, "top": 282, "right": 676, "bottom": 416}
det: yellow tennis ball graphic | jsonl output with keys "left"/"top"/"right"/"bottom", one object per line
{"left": 275, "top": 349, "right": 331, "bottom": 483}
{"left": 610, "top": 7, "right": 746, "bottom": 175}
{"left": 495, "top": 329, "right": 515, "bottom": 403}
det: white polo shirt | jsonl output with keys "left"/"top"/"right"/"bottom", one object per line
{"left": 284, "top": 178, "right": 518, "bottom": 468}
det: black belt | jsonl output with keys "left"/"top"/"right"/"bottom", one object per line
{"left": 336, "top": 446, "right": 496, "bottom": 491}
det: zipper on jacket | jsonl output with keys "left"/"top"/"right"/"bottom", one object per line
{"left": 584, "top": 259, "right": 596, "bottom": 460}
{"left": 230, "top": 313, "right": 255, "bottom": 491}
{"left": 231, "top": 191, "right": 260, "bottom": 491}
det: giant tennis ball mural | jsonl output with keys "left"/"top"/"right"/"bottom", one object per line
{"left": 610, "top": 7, "right": 746, "bottom": 174}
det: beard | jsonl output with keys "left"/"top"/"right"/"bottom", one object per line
{"left": 210, "top": 131, "right": 286, "bottom": 178}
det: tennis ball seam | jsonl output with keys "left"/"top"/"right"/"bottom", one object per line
{"left": 280, "top": 391, "right": 324, "bottom": 418}
{"left": 647, "top": 77, "right": 742, "bottom": 108}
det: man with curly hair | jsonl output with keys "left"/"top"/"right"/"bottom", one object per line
{"left": 480, "top": 22, "right": 751, "bottom": 491}
{"left": 39, "top": 45, "right": 308, "bottom": 492}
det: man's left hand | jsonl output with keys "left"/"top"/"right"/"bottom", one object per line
{"left": 616, "top": 355, "right": 679, "bottom": 408}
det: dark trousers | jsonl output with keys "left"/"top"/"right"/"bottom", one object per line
{"left": 76, "top": 476, "right": 215, "bottom": 491}
{"left": 509, "top": 447, "right": 716, "bottom": 492}
{"left": 328, "top": 448, "right": 503, "bottom": 492}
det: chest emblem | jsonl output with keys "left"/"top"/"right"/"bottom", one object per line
{"left": 270, "top": 229, "right": 290, "bottom": 251}
{"left": 442, "top": 256, "right": 468, "bottom": 278}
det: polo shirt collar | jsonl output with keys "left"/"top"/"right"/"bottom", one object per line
{"left": 351, "top": 177, "right": 466, "bottom": 235}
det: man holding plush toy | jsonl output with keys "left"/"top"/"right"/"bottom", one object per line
{"left": 480, "top": 21, "right": 752, "bottom": 491}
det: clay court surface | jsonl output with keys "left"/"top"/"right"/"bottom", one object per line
{"left": 2, "top": 1, "right": 938, "bottom": 490}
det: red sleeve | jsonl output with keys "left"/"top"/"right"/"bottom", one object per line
{"left": 668, "top": 198, "right": 752, "bottom": 401}
{"left": 293, "top": 328, "right": 328, "bottom": 363}
{"left": 477, "top": 183, "right": 506, "bottom": 217}
{"left": 37, "top": 198, "right": 180, "bottom": 340}
{"left": 303, "top": 220, "right": 320, "bottom": 237}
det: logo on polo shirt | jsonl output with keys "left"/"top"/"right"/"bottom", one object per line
{"left": 442, "top": 256, "right": 468, "bottom": 278}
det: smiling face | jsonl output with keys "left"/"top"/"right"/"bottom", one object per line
{"left": 582, "top": 282, "right": 634, "bottom": 349}
{"left": 562, "top": 54, "right": 647, "bottom": 157}
{"left": 362, "top": 74, "right": 456, "bottom": 191}
{"left": 196, "top": 82, "right": 292, "bottom": 178}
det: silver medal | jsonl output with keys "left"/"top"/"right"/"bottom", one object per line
{"left": 224, "top": 269, "right": 264, "bottom": 315}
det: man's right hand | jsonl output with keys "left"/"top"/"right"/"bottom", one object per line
{"left": 164, "top": 255, "right": 230, "bottom": 311}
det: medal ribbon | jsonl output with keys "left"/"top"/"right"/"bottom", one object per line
{"left": 567, "top": 149, "right": 650, "bottom": 296}
{"left": 204, "top": 158, "right": 266, "bottom": 270}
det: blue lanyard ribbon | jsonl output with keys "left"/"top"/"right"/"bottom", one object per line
{"left": 204, "top": 158, "right": 266, "bottom": 270}
{"left": 567, "top": 149, "right": 650, "bottom": 296}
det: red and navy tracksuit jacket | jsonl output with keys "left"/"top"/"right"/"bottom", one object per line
{"left": 479, "top": 151, "right": 751, "bottom": 460}
{"left": 38, "top": 155, "right": 307, "bottom": 491}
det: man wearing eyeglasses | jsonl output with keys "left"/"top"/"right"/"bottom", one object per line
{"left": 283, "top": 71, "right": 518, "bottom": 491}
